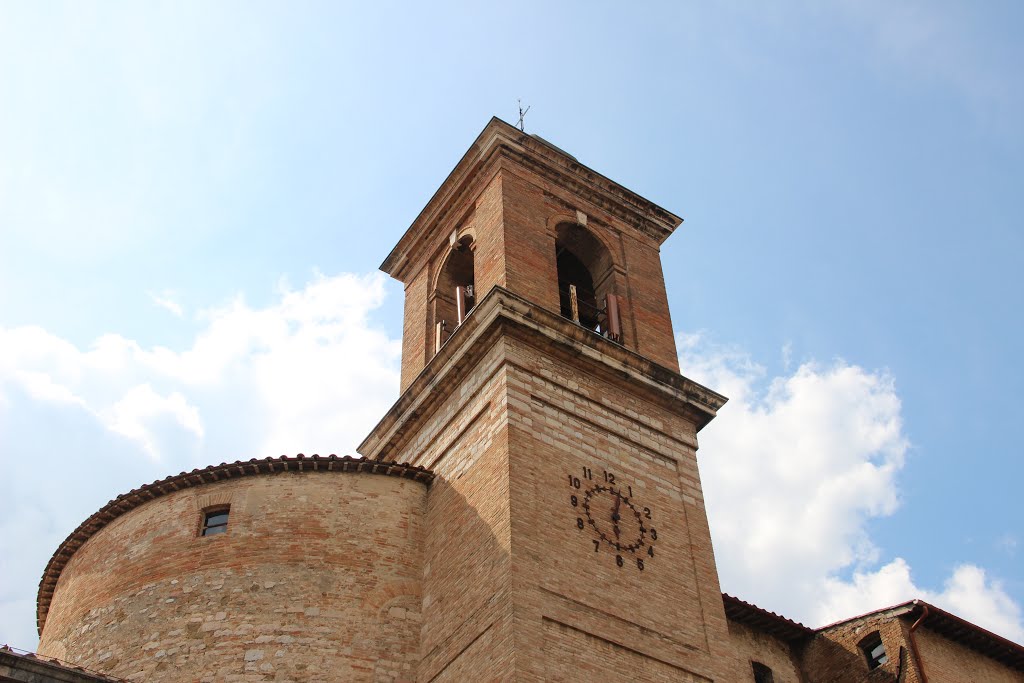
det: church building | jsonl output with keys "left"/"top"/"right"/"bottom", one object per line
{"left": 5, "top": 118, "right": 1022, "bottom": 682}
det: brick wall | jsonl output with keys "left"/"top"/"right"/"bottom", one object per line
{"left": 393, "top": 123, "right": 682, "bottom": 391}
{"left": 365, "top": 284, "right": 739, "bottom": 681}
{"left": 38, "top": 472, "right": 427, "bottom": 683}
{"left": 726, "top": 620, "right": 805, "bottom": 683}
{"left": 803, "top": 616, "right": 914, "bottom": 683}
{"left": 401, "top": 264, "right": 429, "bottom": 391}
{"left": 503, "top": 332, "right": 741, "bottom": 682}
{"left": 913, "top": 625, "right": 1023, "bottom": 683}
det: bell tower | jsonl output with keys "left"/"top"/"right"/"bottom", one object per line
{"left": 360, "top": 118, "right": 740, "bottom": 681}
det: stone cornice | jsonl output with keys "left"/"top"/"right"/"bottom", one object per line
{"left": 380, "top": 117, "right": 683, "bottom": 282}
{"left": 36, "top": 454, "right": 433, "bottom": 635}
{"left": 359, "top": 286, "right": 727, "bottom": 462}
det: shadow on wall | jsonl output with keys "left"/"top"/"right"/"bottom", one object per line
{"left": 800, "top": 632, "right": 911, "bottom": 683}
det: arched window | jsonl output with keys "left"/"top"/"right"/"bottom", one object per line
{"left": 433, "top": 234, "right": 475, "bottom": 352}
{"left": 859, "top": 631, "right": 888, "bottom": 670}
{"left": 555, "top": 223, "right": 620, "bottom": 341}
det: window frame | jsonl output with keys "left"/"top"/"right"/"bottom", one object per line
{"left": 199, "top": 506, "right": 230, "bottom": 537}
{"left": 859, "top": 631, "right": 889, "bottom": 670}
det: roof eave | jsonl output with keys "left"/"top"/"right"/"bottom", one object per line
{"left": 380, "top": 117, "right": 683, "bottom": 282}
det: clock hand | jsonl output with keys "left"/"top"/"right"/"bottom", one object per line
{"left": 611, "top": 491, "right": 622, "bottom": 540}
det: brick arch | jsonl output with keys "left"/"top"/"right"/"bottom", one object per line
{"left": 430, "top": 228, "right": 477, "bottom": 351}
{"left": 544, "top": 211, "right": 619, "bottom": 262}
{"left": 553, "top": 219, "right": 619, "bottom": 335}
{"left": 429, "top": 225, "right": 478, "bottom": 293}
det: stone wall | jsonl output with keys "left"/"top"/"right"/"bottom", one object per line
{"left": 37, "top": 471, "right": 427, "bottom": 683}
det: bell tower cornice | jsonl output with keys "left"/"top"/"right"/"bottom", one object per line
{"left": 359, "top": 285, "right": 726, "bottom": 464}
{"left": 381, "top": 117, "right": 683, "bottom": 284}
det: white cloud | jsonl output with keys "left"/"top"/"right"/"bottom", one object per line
{"left": 148, "top": 290, "right": 185, "bottom": 318}
{"left": 680, "top": 333, "right": 1024, "bottom": 642}
{"left": 104, "top": 384, "right": 204, "bottom": 460}
{"left": 0, "top": 271, "right": 401, "bottom": 650}
{"left": 0, "top": 271, "right": 399, "bottom": 459}
{"left": 820, "top": 560, "right": 1024, "bottom": 644}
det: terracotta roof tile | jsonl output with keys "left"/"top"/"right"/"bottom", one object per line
{"left": 722, "top": 593, "right": 815, "bottom": 643}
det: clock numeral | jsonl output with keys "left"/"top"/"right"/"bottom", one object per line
{"left": 576, "top": 517, "right": 585, "bottom": 530}
{"left": 604, "top": 471, "right": 616, "bottom": 484}
{"left": 649, "top": 528, "right": 658, "bottom": 541}
{"left": 569, "top": 475, "right": 581, "bottom": 489}
{"left": 582, "top": 467, "right": 593, "bottom": 480}
{"left": 637, "top": 559, "right": 645, "bottom": 571}
{"left": 570, "top": 495, "right": 578, "bottom": 507}
{"left": 593, "top": 540, "right": 600, "bottom": 552}
{"left": 616, "top": 554, "right": 624, "bottom": 567}
{"left": 643, "top": 506, "right": 652, "bottom": 520}
{"left": 648, "top": 545, "right": 655, "bottom": 558}
{"left": 628, "top": 485, "right": 633, "bottom": 498}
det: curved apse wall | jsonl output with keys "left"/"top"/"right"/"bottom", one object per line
{"left": 37, "top": 455, "right": 432, "bottom": 682}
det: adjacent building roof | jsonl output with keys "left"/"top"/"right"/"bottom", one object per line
{"left": 907, "top": 600, "right": 1024, "bottom": 670}
{"left": 722, "top": 593, "right": 816, "bottom": 643}
{"left": 0, "top": 645, "right": 127, "bottom": 682}
{"left": 37, "top": 454, "right": 433, "bottom": 634}
{"left": 726, "top": 594, "right": 1023, "bottom": 671}
{"left": 819, "top": 599, "right": 1024, "bottom": 672}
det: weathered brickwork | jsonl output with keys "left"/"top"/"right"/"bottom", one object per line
{"left": 371, "top": 335, "right": 518, "bottom": 680}
{"left": 38, "top": 472, "right": 427, "bottom": 683}
{"left": 34, "top": 117, "right": 1024, "bottom": 683}
{"left": 503, "top": 331, "right": 742, "bottom": 682}
{"left": 726, "top": 621, "right": 805, "bottom": 683}
{"left": 915, "top": 625, "right": 1024, "bottom": 682}
{"left": 363, "top": 280, "right": 737, "bottom": 681}
{"left": 802, "top": 611, "right": 1024, "bottom": 682}
{"left": 390, "top": 119, "right": 682, "bottom": 391}
{"left": 400, "top": 264, "right": 429, "bottom": 391}
{"left": 803, "top": 616, "right": 915, "bottom": 682}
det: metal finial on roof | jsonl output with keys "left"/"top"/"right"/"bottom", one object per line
{"left": 517, "top": 99, "right": 530, "bottom": 132}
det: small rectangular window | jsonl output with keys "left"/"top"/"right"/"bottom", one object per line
{"left": 860, "top": 631, "right": 888, "bottom": 669}
{"left": 751, "top": 662, "right": 774, "bottom": 683}
{"left": 201, "top": 508, "right": 229, "bottom": 536}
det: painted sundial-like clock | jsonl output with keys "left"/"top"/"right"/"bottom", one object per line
{"left": 567, "top": 466, "right": 657, "bottom": 570}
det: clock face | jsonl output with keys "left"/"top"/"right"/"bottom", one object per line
{"left": 567, "top": 466, "right": 657, "bottom": 571}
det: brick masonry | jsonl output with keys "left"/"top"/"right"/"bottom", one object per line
{"left": 38, "top": 472, "right": 427, "bottom": 682}
{"left": 361, "top": 282, "right": 737, "bottom": 681}
{"left": 391, "top": 120, "right": 682, "bottom": 392}
{"left": 724, "top": 621, "right": 804, "bottom": 683}
{"left": 34, "top": 118, "right": 1023, "bottom": 682}
{"left": 804, "top": 611, "right": 1024, "bottom": 683}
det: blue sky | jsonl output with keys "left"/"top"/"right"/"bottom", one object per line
{"left": 1, "top": 1, "right": 1022, "bottom": 651}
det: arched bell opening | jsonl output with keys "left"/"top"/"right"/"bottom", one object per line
{"left": 432, "top": 234, "right": 476, "bottom": 352}
{"left": 554, "top": 223, "right": 622, "bottom": 341}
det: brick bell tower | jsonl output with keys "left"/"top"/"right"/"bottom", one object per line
{"left": 359, "top": 118, "right": 740, "bottom": 682}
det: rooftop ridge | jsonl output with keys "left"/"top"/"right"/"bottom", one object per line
{"left": 818, "top": 598, "right": 1024, "bottom": 671}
